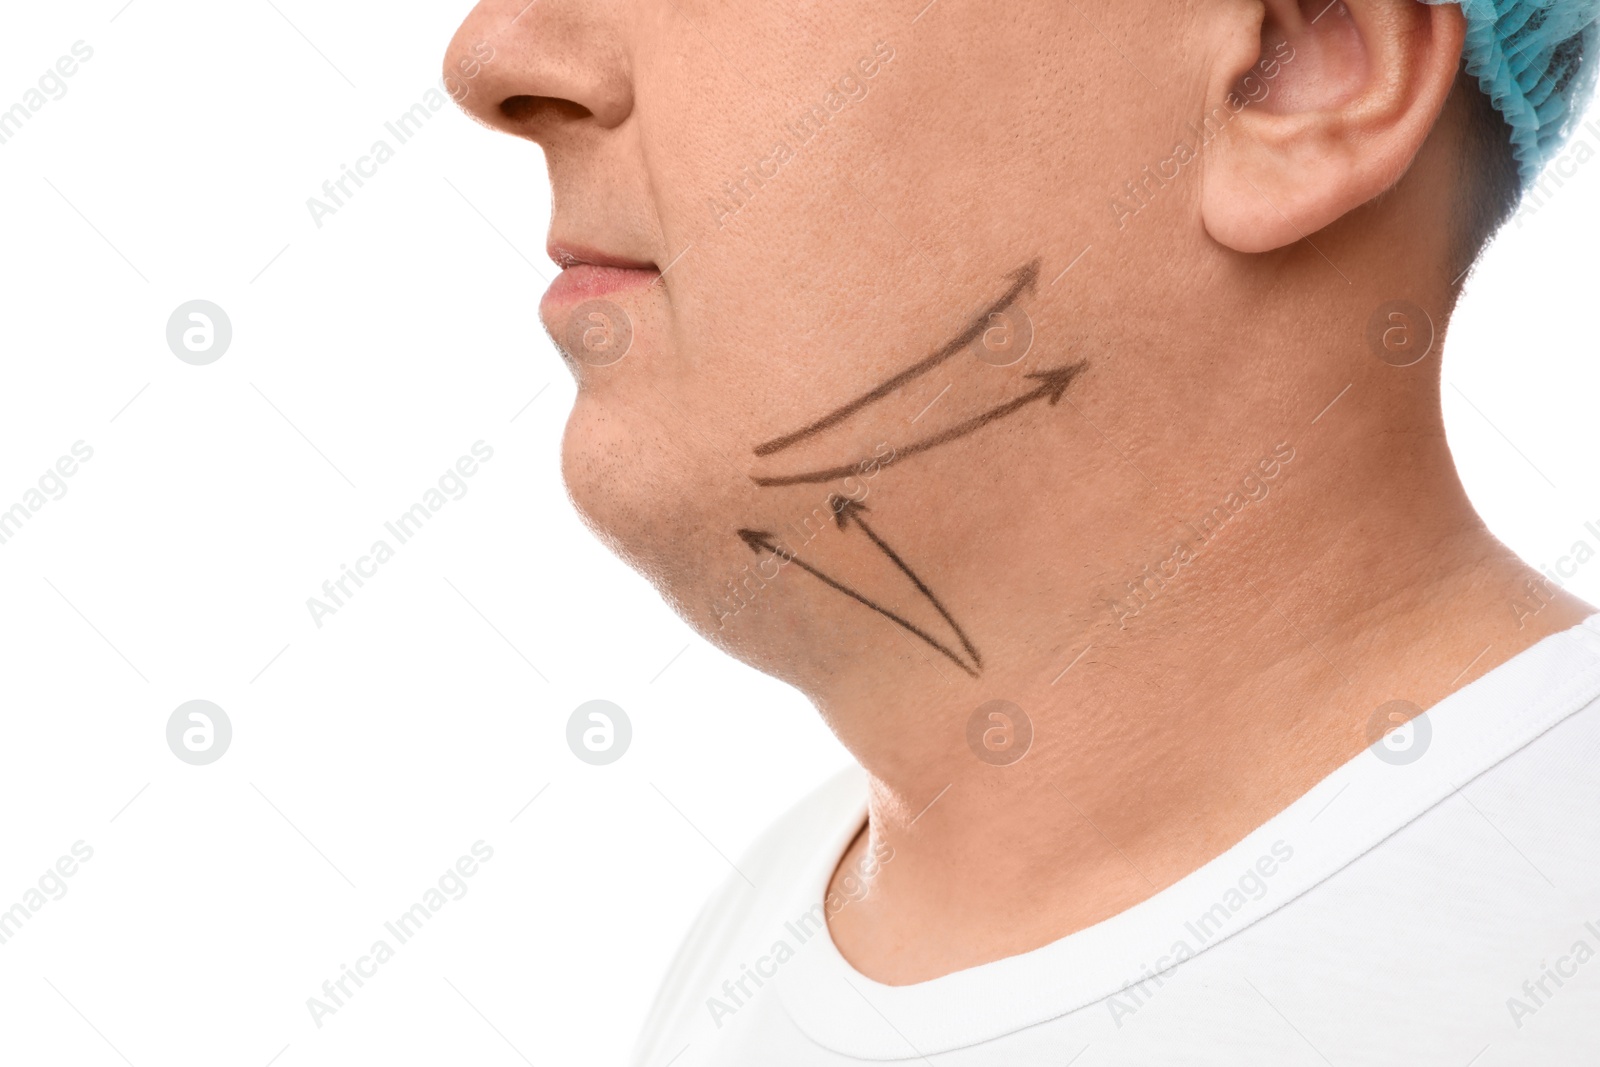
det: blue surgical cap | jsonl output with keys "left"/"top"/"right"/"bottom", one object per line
{"left": 1420, "top": 0, "right": 1600, "bottom": 181}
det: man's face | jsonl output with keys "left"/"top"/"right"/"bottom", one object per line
{"left": 447, "top": 0, "right": 1199, "bottom": 692}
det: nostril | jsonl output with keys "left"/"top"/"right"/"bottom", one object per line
{"left": 500, "top": 94, "right": 593, "bottom": 124}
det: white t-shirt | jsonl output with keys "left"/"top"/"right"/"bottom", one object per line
{"left": 632, "top": 616, "right": 1600, "bottom": 1066}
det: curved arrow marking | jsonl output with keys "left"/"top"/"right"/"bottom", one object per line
{"left": 753, "top": 260, "right": 1041, "bottom": 458}
{"left": 829, "top": 496, "right": 981, "bottom": 669}
{"left": 753, "top": 362, "right": 1087, "bottom": 488}
{"left": 736, "top": 527, "right": 980, "bottom": 677}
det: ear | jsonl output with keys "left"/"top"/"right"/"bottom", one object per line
{"left": 1201, "top": 0, "right": 1467, "bottom": 253}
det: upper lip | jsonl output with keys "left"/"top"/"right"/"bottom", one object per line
{"left": 547, "top": 241, "right": 658, "bottom": 272}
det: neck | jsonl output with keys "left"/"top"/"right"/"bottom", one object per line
{"left": 815, "top": 304, "right": 1593, "bottom": 983}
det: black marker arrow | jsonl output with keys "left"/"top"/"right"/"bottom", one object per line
{"left": 829, "top": 496, "right": 982, "bottom": 670}
{"left": 753, "top": 260, "right": 1041, "bottom": 458}
{"left": 753, "top": 361, "right": 1088, "bottom": 488}
{"left": 737, "top": 528, "right": 980, "bottom": 678}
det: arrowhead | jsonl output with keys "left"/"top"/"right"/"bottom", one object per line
{"left": 1026, "top": 361, "right": 1088, "bottom": 404}
{"left": 737, "top": 529, "right": 776, "bottom": 555}
{"left": 827, "top": 495, "right": 870, "bottom": 530}
{"left": 1009, "top": 258, "right": 1042, "bottom": 294}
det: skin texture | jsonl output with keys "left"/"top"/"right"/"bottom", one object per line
{"left": 445, "top": 0, "right": 1596, "bottom": 984}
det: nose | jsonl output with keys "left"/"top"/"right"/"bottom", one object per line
{"left": 443, "top": 0, "right": 633, "bottom": 144}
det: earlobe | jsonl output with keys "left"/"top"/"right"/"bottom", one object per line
{"left": 1201, "top": 0, "right": 1467, "bottom": 254}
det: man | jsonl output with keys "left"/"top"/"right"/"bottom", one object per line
{"left": 445, "top": 0, "right": 1600, "bottom": 1062}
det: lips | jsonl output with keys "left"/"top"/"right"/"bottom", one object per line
{"left": 540, "top": 242, "right": 660, "bottom": 320}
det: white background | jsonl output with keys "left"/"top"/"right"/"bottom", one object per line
{"left": 0, "top": 3, "right": 1597, "bottom": 1066}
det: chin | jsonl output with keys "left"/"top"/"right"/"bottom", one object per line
{"left": 559, "top": 395, "right": 745, "bottom": 630}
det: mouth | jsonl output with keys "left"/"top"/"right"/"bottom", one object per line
{"left": 540, "top": 242, "right": 661, "bottom": 320}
